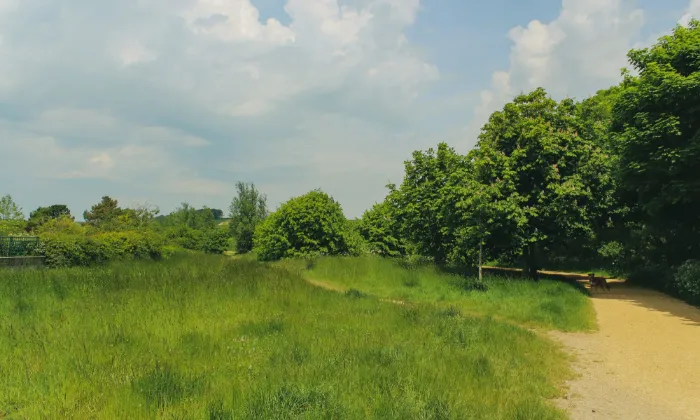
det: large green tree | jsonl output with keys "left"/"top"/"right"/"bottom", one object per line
{"left": 472, "top": 88, "right": 616, "bottom": 277}
{"left": 612, "top": 20, "right": 700, "bottom": 266}
{"left": 387, "top": 143, "right": 469, "bottom": 263}
{"left": 229, "top": 182, "right": 268, "bottom": 254}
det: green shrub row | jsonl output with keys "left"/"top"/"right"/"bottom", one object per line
{"left": 36, "top": 231, "right": 165, "bottom": 268}
{"left": 34, "top": 226, "right": 231, "bottom": 268}
{"left": 160, "top": 226, "right": 230, "bottom": 255}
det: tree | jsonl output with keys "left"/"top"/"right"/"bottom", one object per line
{"left": 210, "top": 209, "right": 224, "bottom": 220}
{"left": 472, "top": 88, "right": 616, "bottom": 278}
{"left": 253, "top": 190, "right": 352, "bottom": 261}
{"left": 387, "top": 143, "right": 469, "bottom": 263}
{"left": 229, "top": 182, "right": 268, "bottom": 254}
{"left": 358, "top": 200, "right": 406, "bottom": 257}
{"left": 27, "top": 205, "right": 72, "bottom": 231}
{"left": 612, "top": 20, "right": 700, "bottom": 266}
{"left": 84, "top": 196, "right": 123, "bottom": 228}
{"left": 118, "top": 204, "right": 160, "bottom": 230}
{"left": 0, "top": 195, "right": 23, "bottom": 221}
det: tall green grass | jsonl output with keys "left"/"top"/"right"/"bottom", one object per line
{"left": 287, "top": 256, "right": 595, "bottom": 331}
{"left": 1, "top": 256, "right": 572, "bottom": 418}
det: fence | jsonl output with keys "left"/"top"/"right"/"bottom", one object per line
{"left": 0, "top": 236, "right": 40, "bottom": 257}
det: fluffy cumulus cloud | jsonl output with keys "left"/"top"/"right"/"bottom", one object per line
{"left": 467, "top": 0, "right": 646, "bottom": 142}
{"left": 0, "top": 0, "right": 439, "bottom": 217}
{"left": 0, "top": 0, "right": 691, "bottom": 217}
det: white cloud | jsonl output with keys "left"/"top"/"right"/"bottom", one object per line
{"left": 182, "top": 0, "right": 295, "bottom": 44}
{"left": 467, "top": 0, "right": 645, "bottom": 143}
{"left": 681, "top": 0, "right": 700, "bottom": 25}
{"left": 114, "top": 39, "right": 157, "bottom": 67}
{"left": 0, "top": 0, "right": 439, "bottom": 216}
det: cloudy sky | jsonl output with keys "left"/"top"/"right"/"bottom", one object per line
{"left": 0, "top": 0, "right": 696, "bottom": 219}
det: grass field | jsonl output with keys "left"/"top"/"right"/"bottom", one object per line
{"left": 0, "top": 255, "right": 587, "bottom": 418}
{"left": 287, "top": 256, "right": 596, "bottom": 332}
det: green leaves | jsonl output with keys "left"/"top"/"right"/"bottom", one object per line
{"left": 388, "top": 143, "right": 468, "bottom": 263}
{"left": 229, "top": 182, "right": 268, "bottom": 254}
{"left": 0, "top": 194, "right": 24, "bottom": 221}
{"left": 472, "top": 88, "right": 616, "bottom": 265}
{"left": 253, "top": 190, "right": 357, "bottom": 261}
{"left": 358, "top": 201, "right": 405, "bottom": 257}
{"left": 612, "top": 20, "right": 700, "bottom": 265}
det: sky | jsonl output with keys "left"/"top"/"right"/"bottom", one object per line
{"left": 0, "top": 0, "right": 697, "bottom": 219}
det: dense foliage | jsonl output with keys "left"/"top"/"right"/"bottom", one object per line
{"left": 358, "top": 201, "right": 406, "bottom": 257}
{"left": 229, "top": 182, "right": 268, "bottom": 254}
{"left": 26, "top": 205, "right": 72, "bottom": 231}
{"left": 360, "top": 22, "right": 699, "bottom": 301}
{"left": 254, "top": 190, "right": 357, "bottom": 261}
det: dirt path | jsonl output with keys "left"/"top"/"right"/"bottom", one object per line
{"left": 552, "top": 281, "right": 700, "bottom": 419}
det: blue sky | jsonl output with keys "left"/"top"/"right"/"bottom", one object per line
{"left": 0, "top": 0, "right": 695, "bottom": 219}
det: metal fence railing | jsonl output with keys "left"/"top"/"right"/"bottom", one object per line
{"left": 0, "top": 236, "right": 40, "bottom": 257}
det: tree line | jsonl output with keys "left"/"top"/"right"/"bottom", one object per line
{"left": 359, "top": 21, "right": 700, "bottom": 303}
{"left": 1, "top": 21, "right": 697, "bottom": 304}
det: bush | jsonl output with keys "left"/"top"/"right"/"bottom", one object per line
{"left": 162, "top": 226, "right": 204, "bottom": 251}
{"left": 672, "top": 260, "right": 700, "bottom": 305}
{"left": 37, "top": 230, "right": 164, "bottom": 268}
{"left": 0, "top": 220, "right": 27, "bottom": 236}
{"left": 201, "top": 228, "right": 231, "bottom": 255}
{"left": 253, "top": 190, "right": 355, "bottom": 261}
{"left": 35, "top": 215, "right": 85, "bottom": 235}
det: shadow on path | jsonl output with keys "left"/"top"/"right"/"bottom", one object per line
{"left": 589, "top": 282, "right": 700, "bottom": 328}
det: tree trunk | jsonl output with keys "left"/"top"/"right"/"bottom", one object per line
{"left": 523, "top": 243, "right": 540, "bottom": 281}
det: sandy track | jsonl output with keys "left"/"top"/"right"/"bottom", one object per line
{"left": 553, "top": 282, "right": 700, "bottom": 419}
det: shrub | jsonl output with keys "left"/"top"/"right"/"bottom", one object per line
{"left": 253, "top": 190, "right": 355, "bottom": 261}
{"left": 0, "top": 220, "right": 27, "bottom": 236}
{"left": 162, "top": 226, "right": 204, "bottom": 251}
{"left": 36, "top": 230, "right": 164, "bottom": 268}
{"left": 35, "top": 215, "right": 85, "bottom": 235}
{"left": 201, "top": 228, "right": 231, "bottom": 255}
{"left": 672, "top": 260, "right": 700, "bottom": 305}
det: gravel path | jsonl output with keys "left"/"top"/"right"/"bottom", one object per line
{"left": 552, "top": 281, "right": 700, "bottom": 420}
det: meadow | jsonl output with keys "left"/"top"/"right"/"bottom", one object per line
{"left": 0, "top": 255, "right": 593, "bottom": 419}
{"left": 290, "top": 256, "right": 595, "bottom": 332}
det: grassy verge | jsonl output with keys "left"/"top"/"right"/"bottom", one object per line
{"left": 284, "top": 256, "right": 596, "bottom": 332}
{"left": 1, "top": 255, "right": 572, "bottom": 419}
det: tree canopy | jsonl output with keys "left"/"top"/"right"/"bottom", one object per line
{"left": 254, "top": 190, "right": 354, "bottom": 261}
{"left": 229, "top": 182, "right": 268, "bottom": 254}
{"left": 0, "top": 195, "right": 24, "bottom": 221}
{"left": 612, "top": 19, "right": 700, "bottom": 265}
